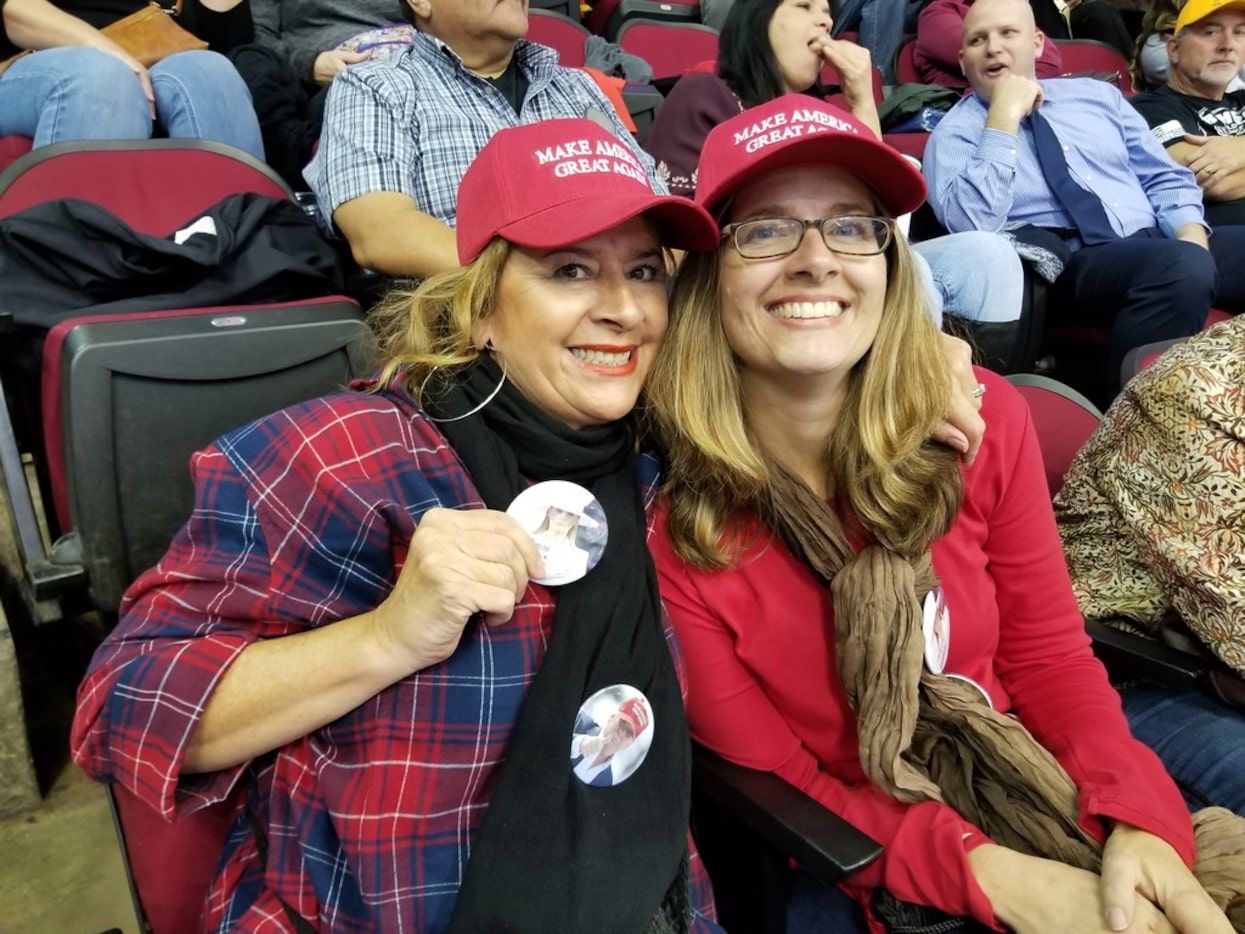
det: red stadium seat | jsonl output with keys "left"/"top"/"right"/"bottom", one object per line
{"left": 0, "top": 135, "right": 33, "bottom": 176}
{"left": 0, "top": 140, "right": 370, "bottom": 615}
{"left": 1005, "top": 374, "right": 1102, "bottom": 497}
{"left": 109, "top": 784, "right": 239, "bottom": 934}
{"left": 528, "top": 8, "right": 592, "bottom": 66}
{"left": 1054, "top": 39, "right": 1135, "bottom": 94}
{"left": 587, "top": 0, "right": 701, "bottom": 40}
{"left": 617, "top": 20, "right": 720, "bottom": 82}
{"left": 895, "top": 39, "right": 921, "bottom": 85}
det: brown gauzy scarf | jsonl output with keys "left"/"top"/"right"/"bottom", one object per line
{"left": 759, "top": 464, "right": 1245, "bottom": 930}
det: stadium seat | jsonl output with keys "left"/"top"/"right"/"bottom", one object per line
{"left": 0, "top": 134, "right": 32, "bottom": 176}
{"left": 530, "top": 0, "right": 580, "bottom": 18}
{"left": 0, "top": 140, "right": 371, "bottom": 617}
{"left": 1054, "top": 38, "right": 1135, "bottom": 94}
{"left": 108, "top": 784, "right": 240, "bottom": 934}
{"left": 587, "top": 0, "right": 701, "bottom": 41}
{"left": 528, "top": 8, "right": 592, "bottom": 66}
{"left": 895, "top": 38, "right": 921, "bottom": 85}
{"left": 617, "top": 19, "right": 720, "bottom": 82}
{"left": 692, "top": 744, "right": 882, "bottom": 934}
{"left": 1004, "top": 373, "right": 1102, "bottom": 496}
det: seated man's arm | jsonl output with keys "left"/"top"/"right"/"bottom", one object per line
{"left": 1118, "top": 93, "right": 1208, "bottom": 239}
{"left": 333, "top": 192, "right": 459, "bottom": 279}
{"left": 309, "top": 65, "right": 460, "bottom": 279}
{"left": 924, "top": 76, "right": 1041, "bottom": 232}
{"left": 1130, "top": 94, "right": 1245, "bottom": 202}
{"left": 1170, "top": 135, "right": 1245, "bottom": 201}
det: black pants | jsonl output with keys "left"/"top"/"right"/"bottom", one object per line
{"left": 1030, "top": 0, "right": 1135, "bottom": 60}
{"left": 1047, "top": 225, "right": 1245, "bottom": 378}
{"left": 228, "top": 44, "right": 327, "bottom": 190}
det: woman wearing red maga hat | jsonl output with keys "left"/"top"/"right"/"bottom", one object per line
{"left": 72, "top": 116, "right": 725, "bottom": 934}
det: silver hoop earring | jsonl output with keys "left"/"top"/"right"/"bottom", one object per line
{"left": 420, "top": 359, "right": 508, "bottom": 424}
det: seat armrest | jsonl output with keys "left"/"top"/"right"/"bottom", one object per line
{"left": 692, "top": 744, "right": 883, "bottom": 883}
{"left": 1086, "top": 618, "right": 1208, "bottom": 687}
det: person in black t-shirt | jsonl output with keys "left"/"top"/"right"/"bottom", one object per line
{"left": 1131, "top": 0, "right": 1245, "bottom": 228}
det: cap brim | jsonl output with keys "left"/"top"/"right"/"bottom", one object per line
{"left": 699, "top": 134, "right": 927, "bottom": 219}
{"left": 1176, "top": 0, "right": 1245, "bottom": 31}
{"left": 463, "top": 192, "right": 719, "bottom": 263}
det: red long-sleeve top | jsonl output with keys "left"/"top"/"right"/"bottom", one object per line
{"left": 650, "top": 370, "right": 1193, "bottom": 930}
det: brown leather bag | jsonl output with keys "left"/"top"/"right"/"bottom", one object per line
{"left": 101, "top": 1, "right": 208, "bottom": 67}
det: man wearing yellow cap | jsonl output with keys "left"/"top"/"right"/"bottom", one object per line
{"left": 1131, "top": 0, "right": 1245, "bottom": 228}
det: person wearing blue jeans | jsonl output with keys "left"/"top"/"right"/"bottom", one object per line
{"left": 0, "top": 0, "right": 262, "bottom": 158}
{"left": 831, "top": 0, "right": 908, "bottom": 83}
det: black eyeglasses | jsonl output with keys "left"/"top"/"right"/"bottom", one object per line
{"left": 721, "top": 215, "right": 896, "bottom": 259}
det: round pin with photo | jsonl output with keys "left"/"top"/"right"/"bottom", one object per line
{"left": 507, "top": 480, "right": 607, "bottom": 586}
{"left": 569, "top": 684, "right": 654, "bottom": 787}
{"left": 922, "top": 587, "right": 950, "bottom": 675}
{"left": 944, "top": 673, "right": 994, "bottom": 709}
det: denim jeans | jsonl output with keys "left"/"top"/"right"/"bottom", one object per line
{"left": 914, "top": 232, "right": 1026, "bottom": 324}
{"left": 1119, "top": 683, "right": 1245, "bottom": 815}
{"left": 0, "top": 46, "right": 263, "bottom": 159}
{"left": 832, "top": 0, "right": 906, "bottom": 82}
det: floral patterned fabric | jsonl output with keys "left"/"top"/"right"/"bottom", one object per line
{"left": 1054, "top": 317, "right": 1245, "bottom": 676}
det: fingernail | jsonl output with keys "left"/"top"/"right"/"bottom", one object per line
{"left": 950, "top": 431, "right": 969, "bottom": 452}
{"left": 1106, "top": 907, "right": 1128, "bottom": 931}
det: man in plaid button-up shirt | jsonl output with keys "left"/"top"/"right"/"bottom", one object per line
{"left": 305, "top": 0, "right": 664, "bottom": 280}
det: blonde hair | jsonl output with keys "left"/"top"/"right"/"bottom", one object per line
{"left": 369, "top": 238, "right": 512, "bottom": 398}
{"left": 647, "top": 230, "right": 964, "bottom": 569}
{"left": 1131, "top": 0, "right": 1181, "bottom": 89}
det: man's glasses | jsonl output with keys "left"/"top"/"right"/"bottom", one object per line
{"left": 721, "top": 215, "right": 896, "bottom": 259}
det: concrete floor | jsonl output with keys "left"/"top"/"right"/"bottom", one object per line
{"left": 0, "top": 761, "right": 139, "bottom": 934}
{"left": 0, "top": 472, "right": 139, "bottom": 933}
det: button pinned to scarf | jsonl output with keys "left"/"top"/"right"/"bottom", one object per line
{"left": 506, "top": 480, "right": 608, "bottom": 586}
{"left": 569, "top": 685, "right": 654, "bottom": 787}
{"left": 922, "top": 587, "right": 950, "bottom": 674}
{"left": 944, "top": 673, "right": 995, "bottom": 709}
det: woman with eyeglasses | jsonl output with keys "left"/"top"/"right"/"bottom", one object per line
{"left": 643, "top": 0, "right": 1029, "bottom": 368}
{"left": 646, "top": 95, "right": 1242, "bottom": 934}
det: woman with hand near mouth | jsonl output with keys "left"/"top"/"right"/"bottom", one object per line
{"left": 646, "top": 95, "right": 1243, "bottom": 934}
{"left": 645, "top": 0, "right": 1029, "bottom": 369}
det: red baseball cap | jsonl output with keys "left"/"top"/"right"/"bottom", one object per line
{"left": 456, "top": 119, "right": 718, "bottom": 264}
{"left": 694, "top": 95, "right": 927, "bottom": 218}
{"left": 616, "top": 696, "right": 650, "bottom": 737}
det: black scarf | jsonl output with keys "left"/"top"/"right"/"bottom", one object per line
{"left": 432, "top": 358, "right": 692, "bottom": 934}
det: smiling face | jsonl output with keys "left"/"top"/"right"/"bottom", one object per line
{"left": 1169, "top": 10, "right": 1245, "bottom": 97}
{"left": 768, "top": 0, "right": 835, "bottom": 93}
{"left": 478, "top": 217, "right": 668, "bottom": 431}
{"left": 959, "top": 0, "right": 1044, "bottom": 98}
{"left": 717, "top": 164, "right": 888, "bottom": 401}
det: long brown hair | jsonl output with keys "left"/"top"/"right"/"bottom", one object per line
{"left": 646, "top": 225, "right": 963, "bottom": 568}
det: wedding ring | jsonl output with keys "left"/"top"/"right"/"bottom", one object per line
{"left": 971, "top": 382, "right": 987, "bottom": 400}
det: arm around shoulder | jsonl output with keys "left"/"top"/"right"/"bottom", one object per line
{"left": 924, "top": 103, "right": 1021, "bottom": 232}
